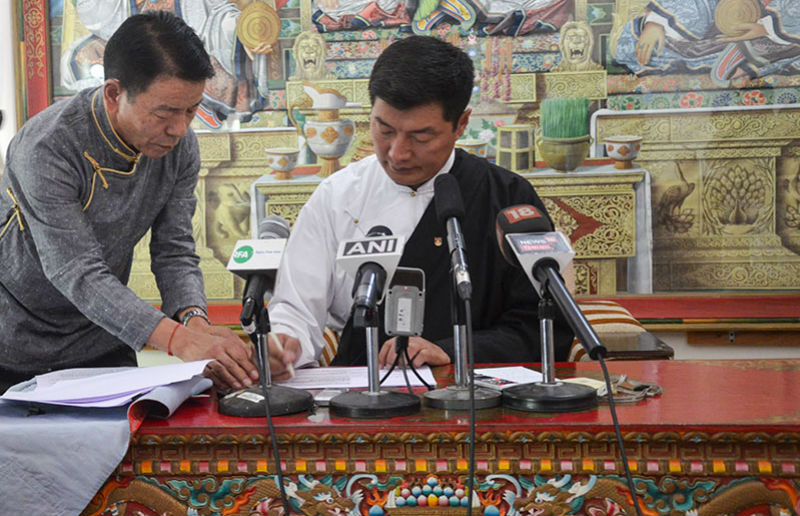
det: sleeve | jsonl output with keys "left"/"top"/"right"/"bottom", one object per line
{"left": 8, "top": 139, "right": 164, "bottom": 350}
{"left": 269, "top": 182, "right": 343, "bottom": 367}
{"left": 644, "top": 0, "right": 716, "bottom": 41}
{"left": 149, "top": 135, "right": 206, "bottom": 319}
{"left": 193, "top": 0, "right": 242, "bottom": 78}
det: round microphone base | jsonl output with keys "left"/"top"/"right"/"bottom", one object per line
{"left": 424, "top": 385, "right": 502, "bottom": 410}
{"left": 502, "top": 381, "right": 597, "bottom": 413}
{"left": 329, "top": 390, "right": 420, "bottom": 419}
{"left": 218, "top": 384, "right": 314, "bottom": 418}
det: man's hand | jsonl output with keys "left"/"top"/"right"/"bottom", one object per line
{"left": 149, "top": 318, "right": 259, "bottom": 392}
{"left": 243, "top": 42, "right": 274, "bottom": 60}
{"left": 268, "top": 333, "right": 301, "bottom": 381}
{"left": 636, "top": 22, "right": 665, "bottom": 65}
{"left": 378, "top": 337, "right": 451, "bottom": 369}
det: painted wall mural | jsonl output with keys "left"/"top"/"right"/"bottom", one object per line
{"left": 14, "top": 0, "right": 800, "bottom": 296}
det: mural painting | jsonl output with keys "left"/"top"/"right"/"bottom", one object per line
{"left": 86, "top": 472, "right": 800, "bottom": 515}
{"left": 18, "top": 0, "right": 800, "bottom": 297}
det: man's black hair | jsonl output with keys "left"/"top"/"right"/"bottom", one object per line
{"left": 369, "top": 36, "right": 474, "bottom": 129}
{"left": 103, "top": 10, "right": 214, "bottom": 97}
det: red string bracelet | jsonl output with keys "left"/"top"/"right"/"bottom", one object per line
{"left": 167, "top": 323, "right": 180, "bottom": 356}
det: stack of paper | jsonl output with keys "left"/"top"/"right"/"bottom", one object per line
{"left": 1, "top": 360, "right": 212, "bottom": 408}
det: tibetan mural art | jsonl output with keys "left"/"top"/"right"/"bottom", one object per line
{"left": 39, "top": 0, "right": 800, "bottom": 294}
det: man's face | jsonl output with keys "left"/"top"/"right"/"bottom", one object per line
{"left": 370, "top": 98, "right": 469, "bottom": 189}
{"left": 104, "top": 76, "right": 205, "bottom": 159}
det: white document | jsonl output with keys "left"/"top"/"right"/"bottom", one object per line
{"left": 473, "top": 366, "right": 544, "bottom": 390}
{"left": 278, "top": 366, "right": 435, "bottom": 390}
{"left": 1, "top": 362, "right": 433, "bottom": 407}
{"left": 1, "top": 360, "right": 212, "bottom": 408}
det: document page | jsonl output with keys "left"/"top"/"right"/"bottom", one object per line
{"left": 279, "top": 366, "right": 435, "bottom": 390}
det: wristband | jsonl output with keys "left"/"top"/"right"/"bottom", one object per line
{"left": 167, "top": 324, "right": 180, "bottom": 356}
{"left": 181, "top": 308, "right": 210, "bottom": 327}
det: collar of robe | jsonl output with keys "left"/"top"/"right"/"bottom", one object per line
{"left": 81, "top": 90, "right": 143, "bottom": 211}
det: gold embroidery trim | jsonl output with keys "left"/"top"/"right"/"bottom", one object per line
{"left": 90, "top": 90, "right": 138, "bottom": 162}
{"left": 1, "top": 187, "right": 25, "bottom": 238}
{"left": 82, "top": 151, "right": 141, "bottom": 211}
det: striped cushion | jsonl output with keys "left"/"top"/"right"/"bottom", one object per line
{"left": 568, "top": 300, "right": 644, "bottom": 361}
{"left": 319, "top": 327, "right": 340, "bottom": 367}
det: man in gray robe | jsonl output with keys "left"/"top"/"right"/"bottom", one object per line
{"left": 0, "top": 11, "right": 258, "bottom": 393}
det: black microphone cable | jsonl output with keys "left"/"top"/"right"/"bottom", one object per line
{"left": 464, "top": 299, "right": 476, "bottom": 516}
{"left": 251, "top": 317, "right": 293, "bottom": 516}
{"left": 398, "top": 338, "right": 414, "bottom": 395}
{"left": 597, "top": 355, "right": 643, "bottom": 516}
{"left": 258, "top": 373, "right": 293, "bottom": 516}
{"left": 540, "top": 273, "right": 642, "bottom": 514}
{"left": 401, "top": 346, "right": 435, "bottom": 390}
{"left": 379, "top": 335, "right": 434, "bottom": 392}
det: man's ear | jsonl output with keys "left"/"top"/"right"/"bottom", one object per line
{"left": 103, "top": 79, "right": 123, "bottom": 117}
{"left": 456, "top": 108, "right": 471, "bottom": 138}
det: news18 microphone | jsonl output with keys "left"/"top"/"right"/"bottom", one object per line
{"left": 335, "top": 226, "right": 404, "bottom": 328}
{"left": 495, "top": 204, "right": 602, "bottom": 413}
{"left": 434, "top": 174, "right": 471, "bottom": 301}
{"left": 495, "top": 204, "right": 606, "bottom": 360}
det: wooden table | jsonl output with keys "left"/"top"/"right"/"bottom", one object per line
{"left": 84, "top": 359, "right": 800, "bottom": 515}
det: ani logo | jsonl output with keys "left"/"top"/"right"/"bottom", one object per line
{"left": 232, "top": 245, "right": 254, "bottom": 264}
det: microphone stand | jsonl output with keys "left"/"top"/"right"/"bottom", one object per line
{"left": 502, "top": 285, "right": 598, "bottom": 413}
{"left": 424, "top": 274, "right": 501, "bottom": 410}
{"left": 218, "top": 299, "right": 313, "bottom": 418}
{"left": 330, "top": 306, "right": 420, "bottom": 418}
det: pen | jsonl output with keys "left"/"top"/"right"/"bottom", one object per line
{"left": 268, "top": 332, "right": 295, "bottom": 378}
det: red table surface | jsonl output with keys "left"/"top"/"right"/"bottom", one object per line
{"left": 139, "top": 359, "right": 800, "bottom": 436}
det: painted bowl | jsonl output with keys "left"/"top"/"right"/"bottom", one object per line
{"left": 265, "top": 147, "right": 300, "bottom": 179}
{"left": 455, "top": 139, "right": 489, "bottom": 158}
{"left": 604, "top": 135, "right": 643, "bottom": 169}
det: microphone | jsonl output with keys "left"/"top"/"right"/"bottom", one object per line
{"left": 434, "top": 174, "right": 471, "bottom": 300}
{"left": 227, "top": 215, "right": 290, "bottom": 334}
{"left": 330, "top": 231, "right": 420, "bottom": 419}
{"left": 495, "top": 205, "right": 567, "bottom": 297}
{"left": 219, "top": 214, "right": 314, "bottom": 420}
{"left": 335, "top": 226, "right": 405, "bottom": 328}
{"left": 259, "top": 215, "right": 291, "bottom": 239}
{"left": 495, "top": 205, "right": 606, "bottom": 360}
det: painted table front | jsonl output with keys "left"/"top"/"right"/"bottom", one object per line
{"left": 84, "top": 359, "right": 800, "bottom": 515}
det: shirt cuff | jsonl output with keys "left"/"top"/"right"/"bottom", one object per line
{"left": 119, "top": 307, "right": 166, "bottom": 352}
{"left": 645, "top": 11, "right": 683, "bottom": 41}
{"left": 270, "top": 323, "right": 318, "bottom": 368}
